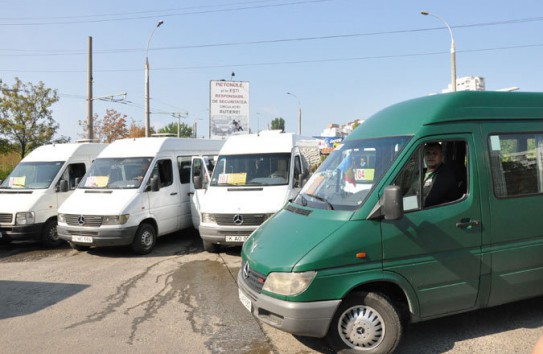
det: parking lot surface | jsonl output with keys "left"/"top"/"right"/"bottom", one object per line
{"left": 1, "top": 229, "right": 542, "bottom": 353}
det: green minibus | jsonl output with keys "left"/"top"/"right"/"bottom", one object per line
{"left": 238, "top": 91, "right": 543, "bottom": 353}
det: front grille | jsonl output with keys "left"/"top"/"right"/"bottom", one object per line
{"left": 241, "top": 260, "right": 266, "bottom": 294}
{"left": 0, "top": 213, "right": 13, "bottom": 223}
{"left": 64, "top": 214, "right": 103, "bottom": 227}
{"left": 208, "top": 213, "right": 271, "bottom": 226}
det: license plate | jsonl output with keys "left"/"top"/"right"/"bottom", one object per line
{"left": 238, "top": 289, "right": 251, "bottom": 312}
{"left": 226, "top": 235, "right": 249, "bottom": 242}
{"left": 72, "top": 235, "right": 93, "bottom": 243}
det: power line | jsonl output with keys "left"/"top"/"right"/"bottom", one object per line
{"left": 6, "top": 42, "right": 543, "bottom": 74}
{"left": 2, "top": 16, "right": 543, "bottom": 58}
{"left": 0, "top": 0, "right": 333, "bottom": 26}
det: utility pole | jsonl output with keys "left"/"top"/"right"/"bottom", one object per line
{"left": 87, "top": 36, "right": 94, "bottom": 141}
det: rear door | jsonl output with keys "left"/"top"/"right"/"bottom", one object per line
{"left": 189, "top": 156, "right": 213, "bottom": 229}
{"left": 381, "top": 134, "right": 483, "bottom": 318}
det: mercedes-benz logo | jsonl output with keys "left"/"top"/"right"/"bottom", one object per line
{"left": 77, "top": 215, "right": 86, "bottom": 226}
{"left": 242, "top": 262, "right": 250, "bottom": 279}
{"left": 233, "top": 214, "right": 244, "bottom": 225}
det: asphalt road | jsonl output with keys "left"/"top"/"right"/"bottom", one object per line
{"left": 1, "top": 229, "right": 542, "bottom": 353}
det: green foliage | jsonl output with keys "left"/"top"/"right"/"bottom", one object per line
{"left": 0, "top": 78, "right": 69, "bottom": 158}
{"left": 270, "top": 117, "right": 285, "bottom": 132}
{"left": 158, "top": 121, "right": 193, "bottom": 137}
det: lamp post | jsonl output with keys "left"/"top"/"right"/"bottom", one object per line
{"left": 286, "top": 92, "right": 302, "bottom": 135}
{"left": 145, "top": 20, "right": 164, "bottom": 137}
{"left": 421, "top": 11, "right": 456, "bottom": 92}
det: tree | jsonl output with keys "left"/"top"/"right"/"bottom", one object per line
{"left": 270, "top": 117, "right": 285, "bottom": 132}
{"left": 158, "top": 121, "right": 193, "bottom": 137}
{"left": 128, "top": 120, "right": 147, "bottom": 138}
{"left": 0, "top": 77, "right": 69, "bottom": 158}
{"left": 94, "top": 109, "right": 129, "bottom": 143}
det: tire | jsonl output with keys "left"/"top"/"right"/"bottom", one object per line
{"left": 41, "top": 219, "right": 63, "bottom": 248}
{"left": 326, "top": 291, "right": 402, "bottom": 354}
{"left": 69, "top": 242, "right": 91, "bottom": 252}
{"left": 131, "top": 223, "right": 156, "bottom": 255}
{"left": 202, "top": 240, "right": 220, "bottom": 253}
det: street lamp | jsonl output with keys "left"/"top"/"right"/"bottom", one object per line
{"left": 145, "top": 20, "right": 164, "bottom": 137}
{"left": 286, "top": 92, "right": 302, "bottom": 135}
{"left": 421, "top": 11, "right": 456, "bottom": 92}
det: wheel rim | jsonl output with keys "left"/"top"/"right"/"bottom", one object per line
{"left": 338, "top": 305, "right": 385, "bottom": 350}
{"left": 49, "top": 225, "right": 59, "bottom": 241}
{"left": 141, "top": 229, "right": 154, "bottom": 247}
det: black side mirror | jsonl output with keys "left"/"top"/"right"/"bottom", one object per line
{"left": 150, "top": 177, "right": 160, "bottom": 192}
{"left": 382, "top": 185, "right": 403, "bottom": 220}
{"left": 74, "top": 177, "right": 81, "bottom": 189}
{"left": 59, "top": 179, "right": 69, "bottom": 192}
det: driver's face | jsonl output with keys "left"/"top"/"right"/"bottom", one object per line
{"left": 424, "top": 146, "right": 443, "bottom": 169}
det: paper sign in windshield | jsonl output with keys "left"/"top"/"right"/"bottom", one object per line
{"left": 9, "top": 176, "right": 25, "bottom": 188}
{"left": 354, "top": 169, "right": 374, "bottom": 182}
{"left": 218, "top": 173, "right": 247, "bottom": 185}
{"left": 85, "top": 176, "right": 109, "bottom": 187}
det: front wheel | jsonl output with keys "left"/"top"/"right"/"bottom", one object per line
{"left": 131, "top": 223, "right": 156, "bottom": 255}
{"left": 202, "top": 240, "right": 220, "bottom": 253}
{"left": 41, "top": 219, "right": 63, "bottom": 248}
{"left": 326, "top": 291, "right": 402, "bottom": 354}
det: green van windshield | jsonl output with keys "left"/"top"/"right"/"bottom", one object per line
{"left": 294, "top": 136, "right": 411, "bottom": 211}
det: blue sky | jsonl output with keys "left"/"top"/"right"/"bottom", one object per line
{"left": 1, "top": 0, "right": 542, "bottom": 140}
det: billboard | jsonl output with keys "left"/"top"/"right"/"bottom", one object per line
{"left": 209, "top": 80, "right": 250, "bottom": 139}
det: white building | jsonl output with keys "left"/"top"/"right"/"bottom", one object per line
{"left": 442, "top": 76, "right": 486, "bottom": 93}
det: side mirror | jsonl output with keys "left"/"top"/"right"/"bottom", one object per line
{"left": 150, "top": 177, "right": 160, "bottom": 192}
{"left": 382, "top": 186, "right": 403, "bottom": 220}
{"left": 59, "top": 179, "right": 69, "bottom": 192}
{"left": 193, "top": 175, "right": 203, "bottom": 190}
{"left": 74, "top": 177, "right": 81, "bottom": 188}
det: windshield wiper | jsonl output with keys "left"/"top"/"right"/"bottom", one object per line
{"left": 303, "top": 193, "right": 334, "bottom": 210}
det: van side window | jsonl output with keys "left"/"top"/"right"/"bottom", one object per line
{"left": 393, "top": 140, "right": 467, "bottom": 210}
{"left": 156, "top": 159, "right": 173, "bottom": 187}
{"left": 489, "top": 133, "right": 543, "bottom": 197}
{"left": 59, "top": 163, "right": 86, "bottom": 189}
{"left": 177, "top": 156, "right": 192, "bottom": 184}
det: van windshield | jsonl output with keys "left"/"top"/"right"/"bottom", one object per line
{"left": 294, "top": 136, "right": 411, "bottom": 211}
{"left": 80, "top": 157, "right": 153, "bottom": 189}
{"left": 210, "top": 153, "right": 291, "bottom": 186}
{"left": 0, "top": 161, "right": 64, "bottom": 189}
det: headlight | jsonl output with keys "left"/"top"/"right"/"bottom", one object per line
{"left": 102, "top": 214, "right": 130, "bottom": 225}
{"left": 262, "top": 271, "right": 316, "bottom": 296}
{"left": 16, "top": 212, "right": 35, "bottom": 225}
{"left": 201, "top": 213, "right": 215, "bottom": 224}
{"left": 58, "top": 213, "right": 66, "bottom": 223}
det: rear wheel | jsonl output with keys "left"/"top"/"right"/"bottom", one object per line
{"left": 41, "top": 219, "right": 63, "bottom": 248}
{"left": 326, "top": 291, "right": 402, "bottom": 354}
{"left": 203, "top": 240, "right": 220, "bottom": 253}
{"left": 131, "top": 223, "right": 156, "bottom": 255}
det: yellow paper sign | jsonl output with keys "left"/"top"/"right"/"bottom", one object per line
{"left": 85, "top": 176, "right": 109, "bottom": 187}
{"left": 354, "top": 169, "right": 375, "bottom": 181}
{"left": 9, "top": 176, "right": 26, "bottom": 188}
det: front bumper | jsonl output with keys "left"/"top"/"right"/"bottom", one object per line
{"left": 199, "top": 224, "right": 256, "bottom": 246}
{"left": 57, "top": 225, "right": 138, "bottom": 247}
{"left": 0, "top": 223, "right": 43, "bottom": 242}
{"left": 237, "top": 270, "right": 340, "bottom": 338}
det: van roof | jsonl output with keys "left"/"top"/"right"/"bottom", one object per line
{"left": 351, "top": 91, "right": 543, "bottom": 139}
{"left": 97, "top": 137, "right": 224, "bottom": 158}
{"left": 219, "top": 132, "right": 299, "bottom": 154}
{"left": 23, "top": 143, "right": 106, "bottom": 162}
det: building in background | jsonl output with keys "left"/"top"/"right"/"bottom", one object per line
{"left": 443, "top": 76, "right": 486, "bottom": 93}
